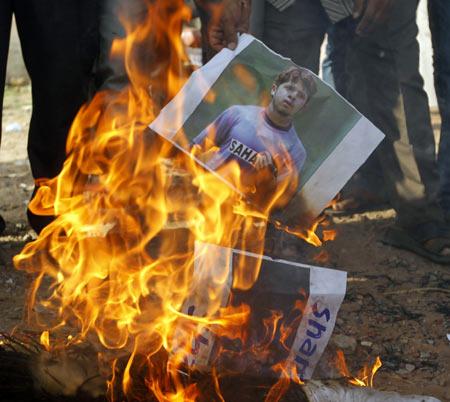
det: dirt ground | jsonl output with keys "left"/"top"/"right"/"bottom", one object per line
{"left": 0, "top": 85, "right": 449, "bottom": 401}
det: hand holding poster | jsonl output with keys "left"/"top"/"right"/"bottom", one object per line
{"left": 150, "top": 34, "right": 384, "bottom": 227}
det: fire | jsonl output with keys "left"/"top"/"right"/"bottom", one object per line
{"left": 40, "top": 330, "right": 50, "bottom": 351}
{"left": 349, "top": 356, "right": 382, "bottom": 388}
{"left": 13, "top": 1, "right": 326, "bottom": 400}
{"left": 335, "top": 349, "right": 382, "bottom": 388}
{"left": 276, "top": 209, "right": 337, "bottom": 249}
{"left": 322, "top": 229, "right": 336, "bottom": 242}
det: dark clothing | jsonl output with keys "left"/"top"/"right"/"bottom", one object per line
{"left": 0, "top": 0, "right": 98, "bottom": 180}
{"left": 346, "top": 1, "right": 443, "bottom": 227}
{"left": 96, "top": 0, "right": 186, "bottom": 111}
{"left": 1, "top": 1, "right": 98, "bottom": 233}
{"left": 263, "top": 0, "right": 329, "bottom": 73}
{"left": 428, "top": 0, "right": 450, "bottom": 213}
{"left": 322, "top": 17, "right": 356, "bottom": 100}
{"left": 322, "top": 18, "right": 386, "bottom": 203}
{"left": 96, "top": 0, "right": 148, "bottom": 92}
{"left": 254, "top": 0, "right": 445, "bottom": 229}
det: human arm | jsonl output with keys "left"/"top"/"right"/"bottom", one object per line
{"left": 274, "top": 139, "right": 306, "bottom": 184}
{"left": 353, "top": 0, "right": 394, "bottom": 36}
{"left": 254, "top": 151, "right": 275, "bottom": 171}
{"left": 194, "top": 0, "right": 251, "bottom": 51}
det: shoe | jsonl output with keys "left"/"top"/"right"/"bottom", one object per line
{"left": 27, "top": 208, "right": 54, "bottom": 235}
{"left": 27, "top": 186, "right": 55, "bottom": 234}
{"left": 382, "top": 221, "right": 450, "bottom": 265}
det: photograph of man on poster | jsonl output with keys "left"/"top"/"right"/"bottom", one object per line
{"left": 150, "top": 34, "right": 383, "bottom": 225}
{"left": 190, "top": 67, "right": 317, "bottom": 206}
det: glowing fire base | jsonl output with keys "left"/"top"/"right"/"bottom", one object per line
{"left": 0, "top": 333, "right": 442, "bottom": 401}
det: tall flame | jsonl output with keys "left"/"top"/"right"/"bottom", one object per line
{"left": 14, "top": 1, "right": 327, "bottom": 400}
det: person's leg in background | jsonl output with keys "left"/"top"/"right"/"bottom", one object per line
{"left": 96, "top": 0, "right": 189, "bottom": 109}
{"left": 0, "top": 1, "right": 12, "bottom": 141}
{"left": 322, "top": 17, "right": 388, "bottom": 214}
{"left": 322, "top": 17, "right": 356, "bottom": 98}
{"left": 0, "top": 1, "right": 13, "bottom": 234}
{"left": 14, "top": 0, "right": 98, "bottom": 233}
{"left": 262, "top": 0, "right": 328, "bottom": 73}
{"left": 428, "top": 0, "right": 450, "bottom": 217}
{"left": 347, "top": 0, "right": 450, "bottom": 263}
{"left": 96, "top": 0, "right": 150, "bottom": 92}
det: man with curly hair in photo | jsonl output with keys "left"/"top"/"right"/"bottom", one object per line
{"left": 191, "top": 66, "right": 316, "bottom": 202}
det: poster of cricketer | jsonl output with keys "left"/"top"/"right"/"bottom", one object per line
{"left": 150, "top": 34, "right": 384, "bottom": 224}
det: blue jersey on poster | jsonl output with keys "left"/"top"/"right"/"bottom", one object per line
{"left": 192, "top": 105, "right": 306, "bottom": 182}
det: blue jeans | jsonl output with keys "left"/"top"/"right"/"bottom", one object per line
{"left": 429, "top": 0, "right": 450, "bottom": 213}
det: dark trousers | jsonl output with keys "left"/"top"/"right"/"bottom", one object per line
{"left": 0, "top": 0, "right": 97, "bottom": 231}
{"left": 96, "top": 0, "right": 148, "bottom": 92}
{"left": 259, "top": 0, "right": 444, "bottom": 228}
{"left": 321, "top": 18, "right": 356, "bottom": 101}
{"left": 96, "top": 0, "right": 182, "bottom": 111}
{"left": 322, "top": 18, "right": 390, "bottom": 206}
{"left": 0, "top": 1, "right": 98, "bottom": 180}
{"left": 429, "top": 0, "right": 450, "bottom": 213}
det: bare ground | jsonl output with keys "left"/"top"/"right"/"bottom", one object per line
{"left": 0, "top": 85, "right": 448, "bottom": 401}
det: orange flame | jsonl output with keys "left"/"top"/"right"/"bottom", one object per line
{"left": 13, "top": 1, "right": 327, "bottom": 400}
{"left": 322, "top": 229, "right": 336, "bottom": 242}
{"left": 40, "top": 330, "right": 50, "bottom": 351}
{"left": 335, "top": 349, "right": 382, "bottom": 387}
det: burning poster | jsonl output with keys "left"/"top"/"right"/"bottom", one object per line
{"left": 150, "top": 34, "right": 384, "bottom": 225}
{"left": 175, "top": 241, "right": 347, "bottom": 380}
